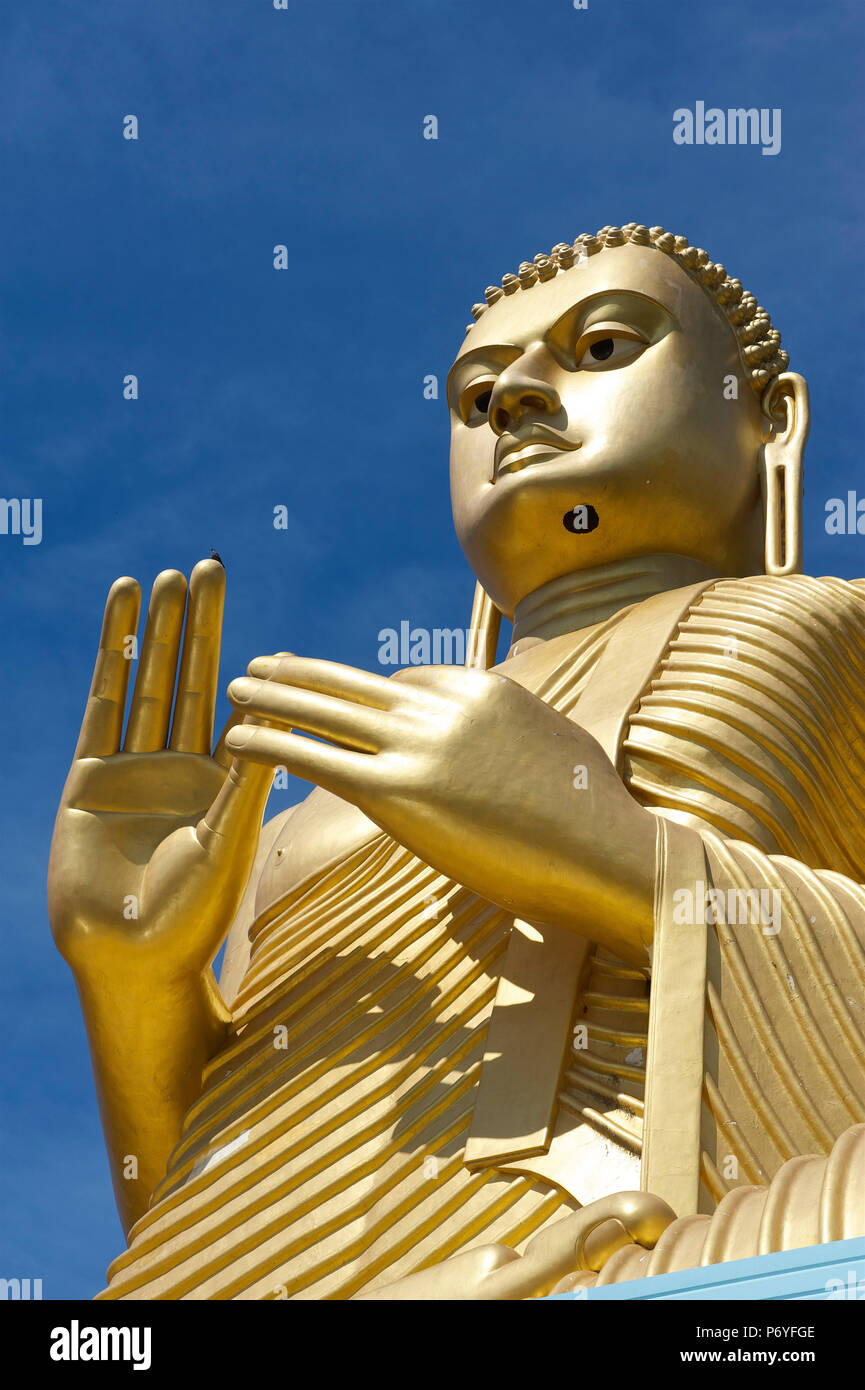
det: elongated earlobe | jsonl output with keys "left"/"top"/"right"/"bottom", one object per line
{"left": 466, "top": 583, "right": 502, "bottom": 669}
{"left": 761, "top": 372, "right": 808, "bottom": 576}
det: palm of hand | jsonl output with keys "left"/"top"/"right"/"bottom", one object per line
{"left": 53, "top": 751, "right": 227, "bottom": 939}
{"left": 48, "top": 563, "right": 272, "bottom": 978}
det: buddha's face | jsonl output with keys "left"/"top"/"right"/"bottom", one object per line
{"left": 447, "top": 242, "right": 769, "bottom": 617}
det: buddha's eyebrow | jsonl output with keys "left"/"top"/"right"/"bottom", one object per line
{"left": 446, "top": 344, "right": 520, "bottom": 409}
{"left": 447, "top": 289, "right": 677, "bottom": 404}
{"left": 547, "top": 288, "right": 676, "bottom": 338}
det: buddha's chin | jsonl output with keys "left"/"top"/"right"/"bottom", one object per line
{"left": 458, "top": 460, "right": 659, "bottom": 542}
{"left": 459, "top": 504, "right": 742, "bottom": 619}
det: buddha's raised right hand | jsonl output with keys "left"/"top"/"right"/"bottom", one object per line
{"left": 48, "top": 560, "right": 274, "bottom": 987}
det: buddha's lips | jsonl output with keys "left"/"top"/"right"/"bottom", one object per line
{"left": 494, "top": 435, "right": 581, "bottom": 480}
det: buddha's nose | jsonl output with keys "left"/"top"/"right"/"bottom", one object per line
{"left": 489, "top": 359, "right": 561, "bottom": 436}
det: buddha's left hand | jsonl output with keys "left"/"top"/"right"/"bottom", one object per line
{"left": 226, "top": 657, "right": 656, "bottom": 960}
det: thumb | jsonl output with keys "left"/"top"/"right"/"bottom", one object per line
{"left": 213, "top": 653, "right": 296, "bottom": 766}
{"left": 198, "top": 715, "right": 276, "bottom": 853}
{"left": 213, "top": 708, "right": 246, "bottom": 768}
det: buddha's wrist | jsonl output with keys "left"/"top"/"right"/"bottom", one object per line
{"left": 516, "top": 774, "right": 657, "bottom": 958}
{"left": 444, "top": 787, "right": 656, "bottom": 962}
{"left": 59, "top": 903, "right": 230, "bottom": 998}
{"left": 72, "top": 952, "right": 230, "bottom": 1048}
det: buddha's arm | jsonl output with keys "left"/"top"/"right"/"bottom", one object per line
{"left": 76, "top": 809, "right": 298, "bottom": 1235}
{"left": 48, "top": 564, "right": 278, "bottom": 1233}
{"left": 60, "top": 799, "right": 292, "bottom": 1236}
{"left": 223, "top": 656, "right": 657, "bottom": 964}
{"left": 69, "top": 962, "right": 231, "bottom": 1234}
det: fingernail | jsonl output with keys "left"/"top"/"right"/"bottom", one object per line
{"left": 229, "top": 677, "right": 256, "bottom": 703}
{"left": 227, "top": 725, "right": 253, "bottom": 748}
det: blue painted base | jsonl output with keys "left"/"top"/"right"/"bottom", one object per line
{"left": 546, "top": 1237, "right": 865, "bottom": 1300}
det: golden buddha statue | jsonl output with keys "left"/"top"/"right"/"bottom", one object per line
{"left": 48, "top": 223, "right": 865, "bottom": 1300}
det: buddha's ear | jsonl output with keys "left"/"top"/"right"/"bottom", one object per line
{"left": 466, "top": 582, "right": 502, "bottom": 669}
{"left": 760, "top": 372, "right": 809, "bottom": 576}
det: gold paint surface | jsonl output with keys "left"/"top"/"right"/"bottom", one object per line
{"left": 84, "top": 575, "right": 865, "bottom": 1299}
{"left": 48, "top": 231, "right": 864, "bottom": 1298}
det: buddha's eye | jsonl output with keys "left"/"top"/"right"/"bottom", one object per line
{"left": 575, "top": 325, "right": 647, "bottom": 371}
{"left": 459, "top": 381, "right": 496, "bottom": 423}
{"left": 589, "top": 338, "right": 615, "bottom": 361}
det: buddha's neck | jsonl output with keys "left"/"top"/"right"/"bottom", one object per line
{"left": 509, "top": 554, "right": 722, "bottom": 654}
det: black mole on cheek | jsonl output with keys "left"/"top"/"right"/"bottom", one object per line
{"left": 563, "top": 504, "right": 600, "bottom": 534}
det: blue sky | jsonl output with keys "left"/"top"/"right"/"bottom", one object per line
{"left": 1, "top": 0, "right": 863, "bottom": 1299}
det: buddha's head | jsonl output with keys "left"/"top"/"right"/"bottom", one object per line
{"left": 447, "top": 224, "right": 809, "bottom": 619}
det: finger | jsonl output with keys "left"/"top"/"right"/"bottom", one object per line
{"left": 213, "top": 709, "right": 246, "bottom": 770}
{"left": 124, "top": 570, "right": 187, "bottom": 752}
{"left": 224, "top": 721, "right": 374, "bottom": 800}
{"left": 228, "top": 677, "right": 387, "bottom": 753}
{"left": 75, "top": 577, "right": 141, "bottom": 759}
{"left": 212, "top": 652, "right": 298, "bottom": 769}
{"left": 246, "top": 655, "right": 426, "bottom": 711}
{"left": 196, "top": 753, "right": 276, "bottom": 851}
{"left": 170, "top": 559, "right": 225, "bottom": 754}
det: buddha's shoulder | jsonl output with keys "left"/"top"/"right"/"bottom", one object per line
{"left": 698, "top": 573, "right": 865, "bottom": 641}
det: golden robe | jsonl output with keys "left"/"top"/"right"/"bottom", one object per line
{"left": 98, "top": 575, "right": 865, "bottom": 1299}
